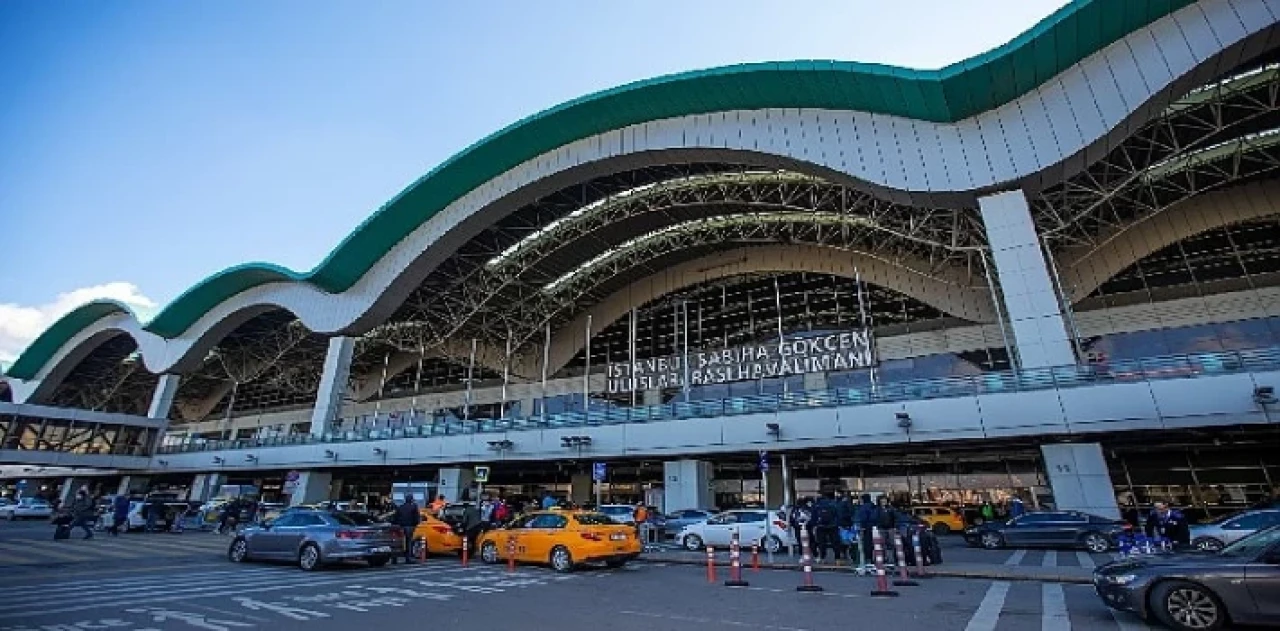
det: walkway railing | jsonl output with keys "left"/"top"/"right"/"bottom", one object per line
{"left": 156, "top": 346, "right": 1280, "bottom": 455}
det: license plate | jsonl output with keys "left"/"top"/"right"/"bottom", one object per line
{"left": 372, "top": 546, "right": 392, "bottom": 553}
{"left": 610, "top": 533, "right": 626, "bottom": 541}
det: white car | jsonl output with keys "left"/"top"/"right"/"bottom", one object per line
{"left": 678, "top": 509, "right": 793, "bottom": 553}
{"left": 0, "top": 498, "right": 54, "bottom": 520}
{"left": 596, "top": 504, "right": 638, "bottom": 525}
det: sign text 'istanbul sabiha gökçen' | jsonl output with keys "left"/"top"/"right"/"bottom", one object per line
{"left": 605, "top": 330, "right": 876, "bottom": 393}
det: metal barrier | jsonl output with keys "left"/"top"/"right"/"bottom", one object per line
{"left": 157, "top": 345, "right": 1280, "bottom": 455}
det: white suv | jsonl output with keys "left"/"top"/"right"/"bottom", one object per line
{"left": 678, "top": 509, "right": 793, "bottom": 553}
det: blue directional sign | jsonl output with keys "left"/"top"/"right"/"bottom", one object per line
{"left": 15, "top": 479, "right": 27, "bottom": 490}
{"left": 592, "top": 462, "right": 607, "bottom": 482}
{"left": 759, "top": 451, "right": 769, "bottom": 472}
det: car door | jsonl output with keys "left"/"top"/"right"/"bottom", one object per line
{"left": 1049, "top": 513, "right": 1090, "bottom": 548}
{"left": 735, "top": 511, "right": 768, "bottom": 545}
{"left": 1221, "top": 512, "right": 1279, "bottom": 546}
{"left": 249, "top": 512, "right": 297, "bottom": 557}
{"left": 521, "top": 513, "right": 568, "bottom": 563}
{"left": 701, "top": 513, "right": 738, "bottom": 547}
{"left": 1002, "top": 514, "right": 1048, "bottom": 546}
{"left": 499, "top": 515, "right": 534, "bottom": 561}
{"left": 1245, "top": 539, "right": 1280, "bottom": 621}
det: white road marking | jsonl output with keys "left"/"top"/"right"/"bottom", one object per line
{"left": 963, "top": 581, "right": 1010, "bottom": 631}
{"left": 1003, "top": 550, "right": 1027, "bottom": 565}
{"left": 1075, "top": 551, "right": 1096, "bottom": 569}
{"left": 1042, "top": 583, "right": 1071, "bottom": 631}
{"left": 1042, "top": 550, "right": 1058, "bottom": 567}
{"left": 0, "top": 540, "right": 82, "bottom": 561}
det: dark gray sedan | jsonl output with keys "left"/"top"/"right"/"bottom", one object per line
{"left": 227, "top": 509, "right": 405, "bottom": 571}
{"left": 1093, "top": 525, "right": 1280, "bottom": 630}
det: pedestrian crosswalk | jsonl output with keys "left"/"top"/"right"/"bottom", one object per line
{"left": 962, "top": 580, "right": 1156, "bottom": 631}
{"left": 0, "top": 532, "right": 234, "bottom": 565}
{"left": 998, "top": 548, "right": 1115, "bottom": 568}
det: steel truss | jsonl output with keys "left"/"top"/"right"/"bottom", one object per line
{"left": 368, "top": 171, "right": 988, "bottom": 361}
{"left": 44, "top": 336, "right": 158, "bottom": 416}
{"left": 1034, "top": 63, "right": 1280, "bottom": 249}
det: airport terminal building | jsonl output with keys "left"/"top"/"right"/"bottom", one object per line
{"left": 3, "top": 0, "right": 1280, "bottom": 518}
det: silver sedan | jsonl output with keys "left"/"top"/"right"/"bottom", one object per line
{"left": 228, "top": 509, "right": 405, "bottom": 570}
{"left": 1189, "top": 509, "right": 1280, "bottom": 552}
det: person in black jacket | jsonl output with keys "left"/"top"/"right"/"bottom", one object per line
{"left": 874, "top": 496, "right": 898, "bottom": 564}
{"left": 394, "top": 497, "right": 422, "bottom": 563}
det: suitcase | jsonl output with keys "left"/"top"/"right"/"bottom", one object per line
{"left": 53, "top": 524, "right": 72, "bottom": 540}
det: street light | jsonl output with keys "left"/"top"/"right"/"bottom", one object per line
{"left": 324, "top": 449, "right": 338, "bottom": 460}
{"left": 487, "top": 440, "right": 514, "bottom": 451}
{"left": 211, "top": 457, "right": 224, "bottom": 465}
{"left": 896, "top": 412, "right": 913, "bottom": 430}
{"left": 245, "top": 454, "right": 258, "bottom": 463}
{"left": 765, "top": 423, "right": 781, "bottom": 439}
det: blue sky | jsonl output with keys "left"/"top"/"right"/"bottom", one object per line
{"left": 0, "top": 0, "right": 1067, "bottom": 363}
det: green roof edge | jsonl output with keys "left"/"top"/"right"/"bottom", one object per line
{"left": 4, "top": 0, "right": 1197, "bottom": 381}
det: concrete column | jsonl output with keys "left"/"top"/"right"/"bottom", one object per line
{"left": 663, "top": 459, "right": 713, "bottom": 511}
{"left": 59, "top": 477, "right": 86, "bottom": 505}
{"left": 570, "top": 473, "right": 593, "bottom": 505}
{"left": 437, "top": 468, "right": 475, "bottom": 503}
{"left": 116, "top": 476, "right": 150, "bottom": 496}
{"left": 148, "top": 374, "right": 182, "bottom": 419}
{"left": 1040, "top": 443, "right": 1119, "bottom": 519}
{"left": 978, "top": 189, "right": 1076, "bottom": 369}
{"left": 287, "top": 471, "right": 333, "bottom": 507}
{"left": 642, "top": 389, "right": 662, "bottom": 406}
{"left": 310, "top": 337, "right": 356, "bottom": 437}
{"left": 189, "top": 473, "right": 226, "bottom": 503}
{"left": 765, "top": 467, "right": 785, "bottom": 508}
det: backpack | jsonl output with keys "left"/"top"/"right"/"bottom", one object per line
{"left": 815, "top": 503, "right": 837, "bottom": 527}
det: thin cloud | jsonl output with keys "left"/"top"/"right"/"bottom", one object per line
{"left": 0, "top": 282, "right": 158, "bottom": 367}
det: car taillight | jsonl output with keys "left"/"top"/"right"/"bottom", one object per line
{"left": 581, "top": 532, "right": 603, "bottom": 541}
{"left": 336, "top": 530, "right": 365, "bottom": 540}
{"left": 432, "top": 525, "right": 452, "bottom": 535}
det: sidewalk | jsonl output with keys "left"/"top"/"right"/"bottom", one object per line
{"left": 635, "top": 549, "right": 1095, "bottom": 585}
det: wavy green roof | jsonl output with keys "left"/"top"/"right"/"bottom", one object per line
{"left": 4, "top": 0, "right": 1198, "bottom": 381}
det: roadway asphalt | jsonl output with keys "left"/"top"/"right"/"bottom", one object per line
{"left": 0, "top": 519, "right": 1163, "bottom": 631}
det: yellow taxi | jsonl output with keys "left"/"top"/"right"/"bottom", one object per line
{"left": 410, "top": 509, "right": 464, "bottom": 557}
{"left": 477, "top": 510, "right": 640, "bottom": 572}
{"left": 910, "top": 504, "right": 967, "bottom": 535}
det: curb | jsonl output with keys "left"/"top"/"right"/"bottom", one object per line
{"left": 635, "top": 556, "right": 1093, "bottom": 585}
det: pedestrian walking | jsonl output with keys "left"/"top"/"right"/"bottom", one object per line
{"left": 69, "top": 488, "right": 95, "bottom": 540}
{"left": 393, "top": 497, "right": 422, "bottom": 564}
{"left": 108, "top": 493, "right": 130, "bottom": 536}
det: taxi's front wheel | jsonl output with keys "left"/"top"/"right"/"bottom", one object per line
{"left": 550, "top": 545, "right": 574, "bottom": 573}
{"left": 480, "top": 541, "right": 500, "bottom": 564}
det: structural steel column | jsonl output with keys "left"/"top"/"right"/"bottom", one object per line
{"left": 147, "top": 374, "right": 182, "bottom": 419}
{"left": 978, "top": 190, "right": 1076, "bottom": 369}
{"left": 310, "top": 336, "right": 356, "bottom": 437}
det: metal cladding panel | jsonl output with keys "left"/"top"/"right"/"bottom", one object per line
{"left": 1058, "top": 380, "right": 1162, "bottom": 425}
{"left": 977, "top": 389, "right": 1070, "bottom": 433}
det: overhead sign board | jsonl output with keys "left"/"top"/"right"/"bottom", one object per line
{"left": 605, "top": 330, "right": 875, "bottom": 393}
{"left": 592, "top": 462, "right": 607, "bottom": 482}
{"left": 474, "top": 466, "right": 490, "bottom": 484}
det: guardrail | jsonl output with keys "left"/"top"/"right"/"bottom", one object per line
{"left": 156, "top": 346, "right": 1280, "bottom": 455}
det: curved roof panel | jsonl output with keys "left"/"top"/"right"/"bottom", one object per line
{"left": 4, "top": 0, "right": 1199, "bottom": 380}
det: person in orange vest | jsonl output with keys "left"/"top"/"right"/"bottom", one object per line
{"left": 633, "top": 502, "right": 649, "bottom": 540}
{"left": 429, "top": 494, "right": 446, "bottom": 515}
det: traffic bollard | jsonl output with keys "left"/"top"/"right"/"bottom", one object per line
{"left": 751, "top": 544, "right": 760, "bottom": 572}
{"left": 891, "top": 531, "right": 919, "bottom": 587}
{"left": 706, "top": 546, "right": 717, "bottom": 583}
{"left": 796, "top": 527, "right": 824, "bottom": 592}
{"left": 911, "top": 529, "right": 930, "bottom": 579}
{"left": 506, "top": 536, "right": 517, "bottom": 573}
{"left": 870, "top": 527, "right": 899, "bottom": 597}
{"left": 418, "top": 537, "right": 427, "bottom": 562}
{"left": 461, "top": 537, "right": 469, "bottom": 567}
{"left": 725, "top": 530, "right": 749, "bottom": 587}
{"left": 854, "top": 528, "right": 868, "bottom": 575}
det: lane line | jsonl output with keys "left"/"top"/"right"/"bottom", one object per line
{"left": 963, "top": 581, "right": 1009, "bottom": 631}
{"left": 1075, "top": 551, "right": 1096, "bottom": 569}
{"left": 1042, "top": 583, "right": 1071, "bottom": 631}
{"left": 0, "top": 562, "right": 230, "bottom": 583}
{"left": 0, "top": 565, "right": 550, "bottom": 619}
{"left": 1003, "top": 550, "right": 1027, "bottom": 566}
{"left": 24, "top": 538, "right": 148, "bottom": 560}
{"left": 1042, "top": 550, "right": 1058, "bottom": 568}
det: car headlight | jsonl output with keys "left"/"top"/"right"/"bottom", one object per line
{"left": 1104, "top": 574, "right": 1138, "bottom": 585}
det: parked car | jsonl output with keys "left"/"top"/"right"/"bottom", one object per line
{"left": 910, "top": 505, "right": 966, "bottom": 535}
{"left": 1190, "top": 509, "right": 1280, "bottom": 552}
{"left": 596, "top": 504, "right": 638, "bottom": 525}
{"left": 1092, "top": 524, "right": 1280, "bottom": 630}
{"left": 227, "top": 509, "right": 404, "bottom": 570}
{"left": 964, "top": 510, "right": 1129, "bottom": 553}
{"left": 678, "top": 509, "right": 793, "bottom": 553}
{"left": 477, "top": 510, "right": 640, "bottom": 572}
{"left": 410, "top": 510, "right": 464, "bottom": 558}
{"left": 0, "top": 498, "right": 53, "bottom": 520}
{"left": 663, "top": 509, "right": 715, "bottom": 534}
{"left": 96, "top": 499, "right": 191, "bottom": 531}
